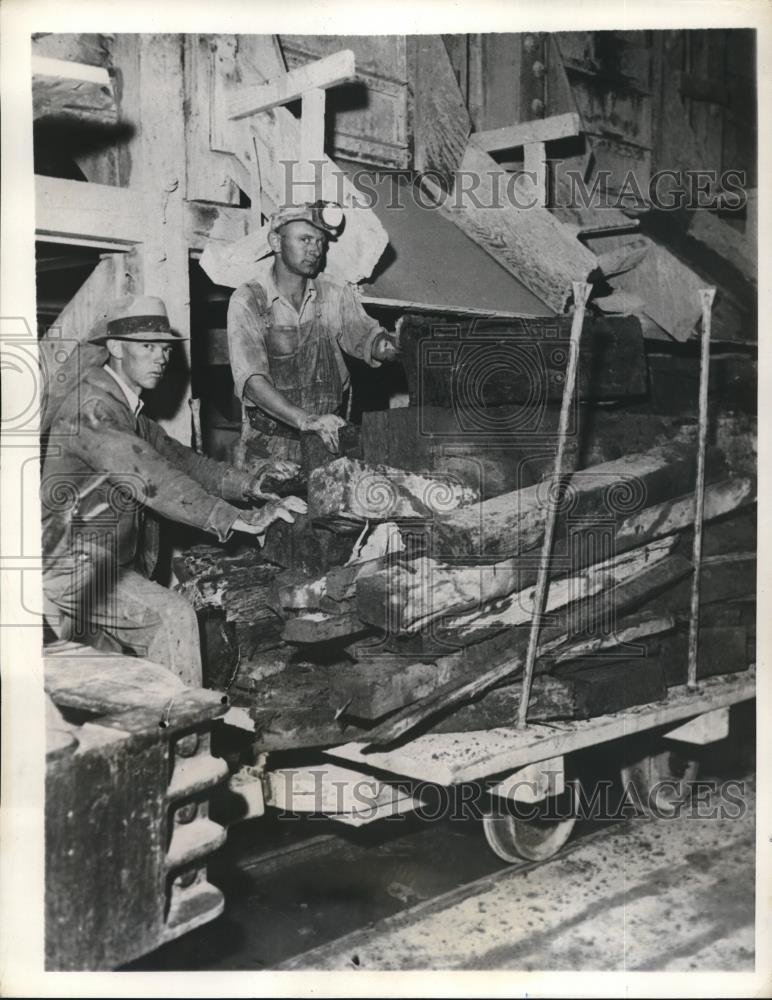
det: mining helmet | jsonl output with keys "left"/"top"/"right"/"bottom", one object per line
{"left": 269, "top": 201, "right": 345, "bottom": 238}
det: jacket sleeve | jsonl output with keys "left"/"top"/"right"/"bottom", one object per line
{"left": 72, "top": 397, "right": 244, "bottom": 542}
{"left": 140, "top": 416, "right": 254, "bottom": 502}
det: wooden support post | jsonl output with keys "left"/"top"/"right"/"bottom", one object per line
{"left": 523, "top": 140, "right": 548, "bottom": 207}
{"left": 687, "top": 287, "right": 717, "bottom": 689}
{"left": 113, "top": 35, "right": 192, "bottom": 444}
{"left": 517, "top": 281, "right": 592, "bottom": 728}
{"left": 300, "top": 86, "right": 327, "bottom": 201}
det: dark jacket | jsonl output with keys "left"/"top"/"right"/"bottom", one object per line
{"left": 41, "top": 364, "right": 252, "bottom": 576}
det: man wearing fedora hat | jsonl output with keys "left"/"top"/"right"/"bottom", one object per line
{"left": 41, "top": 294, "right": 306, "bottom": 687}
{"left": 227, "top": 201, "right": 399, "bottom": 468}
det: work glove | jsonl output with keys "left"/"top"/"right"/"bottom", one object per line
{"left": 232, "top": 496, "right": 307, "bottom": 546}
{"left": 300, "top": 412, "right": 346, "bottom": 453}
{"left": 243, "top": 459, "right": 301, "bottom": 502}
{"left": 372, "top": 333, "right": 399, "bottom": 362}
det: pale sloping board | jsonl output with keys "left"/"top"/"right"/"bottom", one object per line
{"left": 613, "top": 244, "right": 705, "bottom": 341}
{"left": 444, "top": 141, "right": 599, "bottom": 313}
{"left": 411, "top": 35, "right": 472, "bottom": 178}
{"left": 200, "top": 41, "right": 388, "bottom": 289}
{"left": 39, "top": 253, "right": 135, "bottom": 435}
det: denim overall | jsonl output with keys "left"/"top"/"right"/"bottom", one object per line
{"left": 235, "top": 280, "right": 346, "bottom": 469}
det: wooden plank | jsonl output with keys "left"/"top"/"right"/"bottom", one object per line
{"left": 228, "top": 49, "right": 355, "bottom": 120}
{"left": 409, "top": 34, "right": 472, "bottom": 179}
{"left": 558, "top": 658, "right": 668, "bottom": 718}
{"left": 687, "top": 210, "right": 757, "bottom": 286}
{"left": 614, "top": 477, "right": 755, "bottom": 551}
{"left": 646, "top": 551, "right": 757, "bottom": 617}
{"left": 613, "top": 244, "right": 706, "bottom": 341}
{"left": 183, "top": 35, "right": 240, "bottom": 206}
{"left": 656, "top": 625, "right": 749, "bottom": 686}
{"left": 32, "top": 57, "right": 116, "bottom": 124}
{"left": 326, "top": 668, "right": 755, "bottom": 785}
{"left": 39, "top": 252, "right": 138, "bottom": 435}
{"left": 471, "top": 112, "right": 582, "bottom": 152}
{"left": 432, "top": 439, "right": 726, "bottom": 560}
{"left": 299, "top": 86, "right": 327, "bottom": 186}
{"left": 396, "top": 311, "right": 647, "bottom": 407}
{"left": 32, "top": 32, "right": 113, "bottom": 67}
{"left": 355, "top": 552, "right": 693, "bottom": 748}
{"left": 442, "top": 141, "right": 598, "bottom": 313}
{"left": 185, "top": 202, "right": 250, "bottom": 250}
{"left": 280, "top": 36, "right": 409, "bottom": 169}
{"left": 35, "top": 176, "right": 144, "bottom": 245}
{"left": 429, "top": 675, "right": 580, "bottom": 733}
{"left": 356, "top": 535, "right": 677, "bottom": 635}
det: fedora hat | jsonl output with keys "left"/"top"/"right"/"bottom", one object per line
{"left": 89, "top": 295, "right": 187, "bottom": 344}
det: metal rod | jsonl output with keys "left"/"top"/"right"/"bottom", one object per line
{"left": 517, "top": 281, "right": 592, "bottom": 728}
{"left": 687, "top": 287, "right": 716, "bottom": 690}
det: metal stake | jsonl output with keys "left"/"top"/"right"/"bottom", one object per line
{"left": 517, "top": 281, "right": 592, "bottom": 728}
{"left": 687, "top": 287, "right": 716, "bottom": 690}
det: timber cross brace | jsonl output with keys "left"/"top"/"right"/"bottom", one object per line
{"left": 227, "top": 47, "right": 357, "bottom": 202}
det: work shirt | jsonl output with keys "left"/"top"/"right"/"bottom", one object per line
{"left": 227, "top": 258, "right": 384, "bottom": 402}
{"left": 227, "top": 258, "right": 386, "bottom": 465}
{"left": 102, "top": 363, "right": 143, "bottom": 418}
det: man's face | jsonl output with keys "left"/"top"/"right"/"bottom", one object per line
{"left": 108, "top": 339, "right": 173, "bottom": 393}
{"left": 274, "top": 220, "right": 328, "bottom": 277}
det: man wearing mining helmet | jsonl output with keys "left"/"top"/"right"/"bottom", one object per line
{"left": 41, "top": 294, "right": 305, "bottom": 687}
{"left": 227, "top": 201, "right": 398, "bottom": 469}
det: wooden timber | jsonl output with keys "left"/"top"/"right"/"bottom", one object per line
{"left": 431, "top": 439, "right": 727, "bottom": 560}
{"left": 357, "top": 552, "right": 692, "bottom": 747}
{"left": 228, "top": 49, "right": 356, "bottom": 120}
{"left": 327, "top": 669, "right": 756, "bottom": 785}
{"left": 35, "top": 176, "right": 144, "bottom": 246}
{"left": 408, "top": 35, "right": 472, "bottom": 180}
{"left": 32, "top": 56, "right": 116, "bottom": 124}
{"left": 356, "top": 535, "right": 677, "bottom": 635}
{"left": 441, "top": 141, "right": 598, "bottom": 313}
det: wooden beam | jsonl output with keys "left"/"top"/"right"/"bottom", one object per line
{"left": 228, "top": 49, "right": 356, "bottom": 120}
{"left": 327, "top": 669, "right": 755, "bottom": 785}
{"left": 409, "top": 35, "right": 472, "bottom": 179}
{"left": 300, "top": 86, "right": 327, "bottom": 195}
{"left": 443, "top": 141, "right": 598, "bottom": 313}
{"left": 471, "top": 112, "right": 582, "bottom": 152}
{"left": 433, "top": 440, "right": 727, "bottom": 560}
{"left": 32, "top": 55, "right": 111, "bottom": 87}
{"left": 113, "top": 34, "right": 192, "bottom": 443}
{"left": 35, "top": 175, "right": 144, "bottom": 245}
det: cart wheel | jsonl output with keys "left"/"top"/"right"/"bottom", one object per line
{"left": 483, "top": 782, "right": 579, "bottom": 863}
{"left": 620, "top": 749, "right": 699, "bottom": 817}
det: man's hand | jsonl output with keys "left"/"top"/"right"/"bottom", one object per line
{"left": 372, "top": 333, "right": 399, "bottom": 363}
{"left": 232, "top": 496, "right": 307, "bottom": 545}
{"left": 300, "top": 413, "right": 346, "bottom": 453}
{"left": 243, "top": 460, "right": 301, "bottom": 501}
